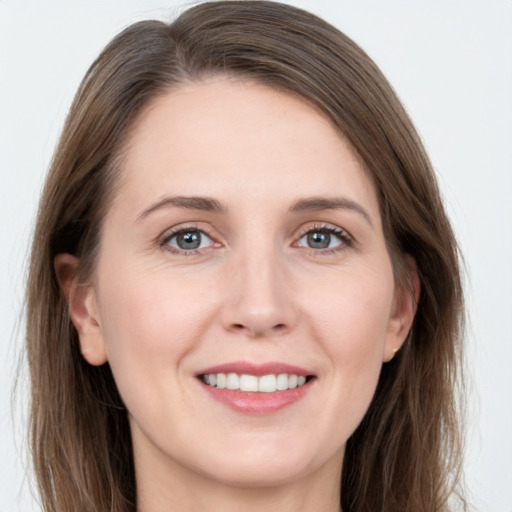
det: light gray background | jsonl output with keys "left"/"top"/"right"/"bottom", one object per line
{"left": 1, "top": 1, "right": 511, "bottom": 510}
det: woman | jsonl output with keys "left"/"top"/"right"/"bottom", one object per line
{"left": 26, "top": 1, "right": 466, "bottom": 511}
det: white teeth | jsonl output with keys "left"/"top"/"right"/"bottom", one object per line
{"left": 202, "top": 372, "right": 309, "bottom": 392}
{"left": 259, "top": 374, "right": 277, "bottom": 393}
{"left": 216, "top": 373, "right": 226, "bottom": 389}
{"left": 240, "top": 374, "right": 258, "bottom": 392}
{"left": 276, "top": 373, "right": 288, "bottom": 391}
{"left": 226, "top": 373, "right": 240, "bottom": 390}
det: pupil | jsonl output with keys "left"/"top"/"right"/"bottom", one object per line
{"left": 307, "top": 231, "right": 330, "bottom": 249}
{"left": 177, "top": 231, "right": 201, "bottom": 250}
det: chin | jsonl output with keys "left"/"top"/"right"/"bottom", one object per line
{"left": 201, "top": 457, "right": 315, "bottom": 488}
{"left": 191, "top": 433, "right": 340, "bottom": 488}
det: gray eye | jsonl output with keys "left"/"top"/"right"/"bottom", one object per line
{"left": 177, "top": 230, "right": 202, "bottom": 250}
{"left": 297, "top": 229, "right": 343, "bottom": 250}
{"left": 167, "top": 229, "right": 213, "bottom": 251}
{"left": 307, "top": 231, "right": 330, "bottom": 249}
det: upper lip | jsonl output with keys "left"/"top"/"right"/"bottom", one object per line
{"left": 197, "top": 361, "right": 313, "bottom": 377}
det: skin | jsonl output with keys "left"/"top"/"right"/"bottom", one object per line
{"left": 56, "top": 77, "right": 417, "bottom": 512}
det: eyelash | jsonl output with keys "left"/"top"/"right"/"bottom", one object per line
{"left": 294, "top": 223, "right": 353, "bottom": 256}
{"left": 158, "top": 223, "right": 353, "bottom": 256}
{"left": 159, "top": 224, "right": 218, "bottom": 256}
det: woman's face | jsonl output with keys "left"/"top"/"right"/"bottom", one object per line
{"left": 71, "top": 78, "right": 414, "bottom": 490}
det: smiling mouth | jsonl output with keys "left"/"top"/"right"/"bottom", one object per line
{"left": 200, "top": 373, "right": 314, "bottom": 393}
{"left": 197, "top": 363, "right": 316, "bottom": 414}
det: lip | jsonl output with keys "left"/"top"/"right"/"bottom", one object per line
{"left": 196, "top": 360, "right": 316, "bottom": 415}
{"left": 197, "top": 360, "right": 313, "bottom": 377}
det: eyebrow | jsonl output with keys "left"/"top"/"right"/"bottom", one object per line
{"left": 136, "top": 194, "right": 373, "bottom": 228}
{"left": 136, "top": 196, "right": 226, "bottom": 222}
{"left": 289, "top": 197, "right": 374, "bottom": 228}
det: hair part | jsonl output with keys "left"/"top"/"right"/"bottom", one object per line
{"left": 26, "top": 2, "right": 466, "bottom": 511}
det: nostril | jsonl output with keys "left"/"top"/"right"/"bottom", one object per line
{"left": 228, "top": 317, "right": 289, "bottom": 338}
{"left": 229, "top": 322, "right": 288, "bottom": 335}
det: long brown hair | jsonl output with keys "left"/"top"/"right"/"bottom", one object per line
{"left": 26, "top": 2, "right": 466, "bottom": 511}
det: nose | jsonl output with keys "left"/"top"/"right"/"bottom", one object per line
{"left": 221, "top": 249, "right": 297, "bottom": 339}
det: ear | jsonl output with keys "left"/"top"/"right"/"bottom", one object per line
{"left": 54, "top": 254, "right": 108, "bottom": 366}
{"left": 383, "top": 256, "right": 420, "bottom": 362}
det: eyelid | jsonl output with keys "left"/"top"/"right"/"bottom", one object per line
{"left": 293, "top": 222, "right": 354, "bottom": 253}
{"left": 295, "top": 222, "right": 353, "bottom": 241}
{"left": 158, "top": 224, "right": 221, "bottom": 255}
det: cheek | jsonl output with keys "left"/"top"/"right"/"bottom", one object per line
{"left": 302, "top": 268, "right": 394, "bottom": 433}
{"left": 95, "top": 266, "right": 215, "bottom": 386}
{"left": 305, "top": 266, "right": 394, "bottom": 353}
{"left": 93, "top": 265, "right": 224, "bottom": 444}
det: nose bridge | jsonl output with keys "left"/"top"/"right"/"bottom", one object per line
{"left": 223, "top": 238, "right": 295, "bottom": 337}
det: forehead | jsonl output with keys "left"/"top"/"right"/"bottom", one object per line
{"left": 114, "top": 77, "right": 380, "bottom": 221}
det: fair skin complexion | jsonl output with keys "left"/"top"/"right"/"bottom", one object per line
{"left": 56, "top": 78, "right": 417, "bottom": 512}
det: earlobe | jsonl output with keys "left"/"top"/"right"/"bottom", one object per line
{"left": 383, "top": 256, "right": 420, "bottom": 362}
{"left": 54, "top": 254, "right": 108, "bottom": 366}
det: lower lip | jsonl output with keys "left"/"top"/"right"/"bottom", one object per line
{"left": 200, "top": 380, "right": 314, "bottom": 415}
